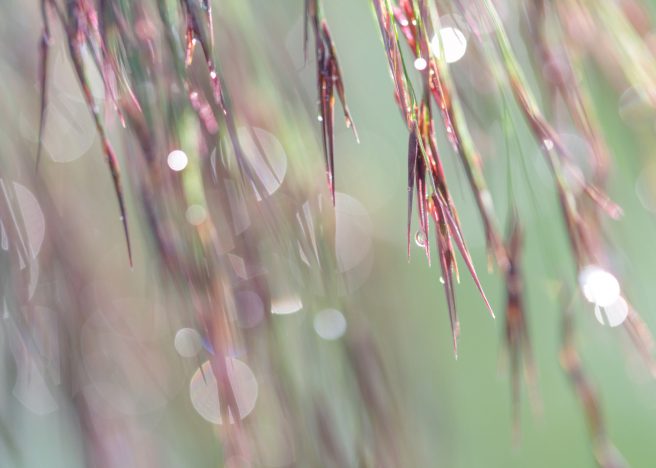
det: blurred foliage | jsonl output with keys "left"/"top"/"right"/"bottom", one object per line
{"left": 2, "top": 0, "right": 656, "bottom": 467}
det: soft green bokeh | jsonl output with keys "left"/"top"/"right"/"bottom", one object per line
{"left": 2, "top": 0, "right": 656, "bottom": 467}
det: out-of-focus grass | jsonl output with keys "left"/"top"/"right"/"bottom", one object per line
{"left": 2, "top": 0, "right": 656, "bottom": 467}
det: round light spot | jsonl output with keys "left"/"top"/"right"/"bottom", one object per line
{"left": 414, "top": 57, "right": 428, "bottom": 70}
{"left": 313, "top": 309, "right": 347, "bottom": 340}
{"left": 236, "top": 127, "right": 288, "bottom": 199}
{"left": 185, "top": 204, "right": 207, "bottom": 226}
{"left": 579, "top": 265, "right": 621, "bottom": 308}
{"left": 594, "top": 297, "right": 629, "bottom": 327}
{"left": 431, "top": 27, "right": 467, "bottom": 64}
{"left": 30, "top": 99, "right": 95, "bottom": 163}
{"left": 234, "top": 290, "right": 265, "bottom": 328}
{"left": 12, "top": 182, "right": 45, "bottom": 261}
{"left": 189, "top": 358, "right": 258, "bottom": 424}
{"left": 0, "top": 181, "right": 46, "bottom": 275}
{"left": 18, "top": 49, "right": 103, "bottom": 163}
{"left": 167, "top": 150, "right": 188, "bottom": 172}
{"left": 271, "top": 295, "right": 303, "bottom": 315}
{"left": 174, "top": 328, "right": 203, "bottom": 358}
{"left": 293, "top": 192, "right": 375, "bottom": 295}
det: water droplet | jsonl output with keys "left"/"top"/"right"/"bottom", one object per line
{"left": 414, "top": 57, "right": 428, "bottom": 70}
{"left": 167, "top": 150, "right": 188, "bottom": 171}
{"left": 415, "top": 230, "right": 426, "bottom": 248}
{"left": 579, "top": 265, "right": 621, "bottom": 307}
{"left": 189, "top": 359, "right": 258, "bottom": 424}
{"left": 313, "top": 309, "right": 347, "bottom": 340}
{"left": 174, "top": 328, "right": 203, "bottom": 358}
{"left": 543, "top": 139, "right": 554, "bottom": 151}
{"left": 317, "top": 115, "right": 324, "bottom": 122}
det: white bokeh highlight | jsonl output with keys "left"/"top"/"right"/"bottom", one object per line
{"left": 189, "top": 359, "right": 258, "bottom": 424}
{"left": 579, "top": 265, "right": 628, "bottom": 328}
{"left": 414, "top": 57, "right": 427, "bottom": 71}
{"left": 271, "top": 294, "right": 303, "bottom": 316}
{"left": 185, "top": 204, "right": 207, "bottom": 226}
{"left": 431, "top": 27, "right": 468, "bottom": 64}
{"left": 313, "top": 309, "right": 347, "bottom": 341}
{"left": 579, "top": 265, "right": 621, "bottom": 308}
{"left": 594, "top": 298, "right": 629, "bottom": 328}
{"left": 174, "top": 328, "right": 203, "bottom": 358}
{"left": 167, "top": 150, "right": 188, "bottom": 172}
{"left": 237, "top": 126, "right": 288, "bottom": 200}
